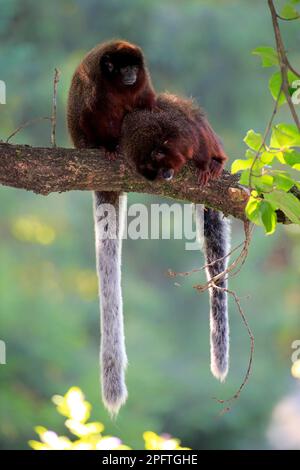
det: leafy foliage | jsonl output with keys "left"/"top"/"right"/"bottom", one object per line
{"left": 29, "top": 387, "right": 190, "bottom": 450}
{"left": 280, "top": 1, "right": 300, "bottom": 20}
{"left": 232, "top": 15, "right": 300, "bottom": 235}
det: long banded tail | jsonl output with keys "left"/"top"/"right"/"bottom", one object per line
{"left": 93, "top": 191, "right": 128, "bottom": 416}
{"left": 196, "top": 205, "right": 231, "bottom": 382}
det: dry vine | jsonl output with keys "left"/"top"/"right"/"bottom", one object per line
{"left": 51, "top": 68, "right": 61, "bottom": 148}
{"left": 168, "top": 221, "right": 254, "bottom": 413}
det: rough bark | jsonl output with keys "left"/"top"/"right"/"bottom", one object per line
{"left": 0, "top": 142, "right": 250, "bottom": 220}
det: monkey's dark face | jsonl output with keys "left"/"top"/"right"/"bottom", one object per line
{"left": 101, "top": 48, "right": 144, "bottom": 89}
{"left": 137, "top": 144, "right": 186, "bottom": 182}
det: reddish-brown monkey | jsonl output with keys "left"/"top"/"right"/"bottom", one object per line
{"left": 121, "top": 93, "right": 231, "bottom": 383}
{"left": 67, "top": 40, "right": 155, "bottom": 151}
{"left": 67, "top": 40, "right": 155, "bottom": 416}
{"left": 121, "top": 93, "right": 228, "bottom": 184}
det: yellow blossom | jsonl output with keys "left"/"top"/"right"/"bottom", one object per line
{"left": 29, "top": 387, "right": 190, "bottom": 451}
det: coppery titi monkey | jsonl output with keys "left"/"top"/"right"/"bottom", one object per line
{"left": 67, "top": 40, "right": 155, "bottom": 416}
{"left": 121, "top": 93, "right": 231, "bottom": 383}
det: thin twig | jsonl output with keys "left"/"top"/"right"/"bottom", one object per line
{"left": 248, "top": 83, "right": 282, "bottom": 188}
{"left": 211, "top": 286, "right": 254, "bottom": 413}
{"left": 168, "top": 222, "right": 253, "bottom": 295}
{"left": 167, "top": 239, "right": 246, "bottom": 279}
{"left": 286, "top": 57, "right": 300, "bottom": 79}
{"left": 6, "top": 117, "right": 51, "bottom": 143}
{"left": 51, "top": 68, "right": 61, "bottom": 148}
{"left": 191, "top": 222, "right": 254, "bottom": 413}
{"left": 194, "top": 221, "right": 252, "bottom": 292}
{"left": 224, "top": 224, "right": 254, "bottom": 280}
{"left": 171, "top": 220, "right": 254, "bottom": 410}
{"left": 276, "top": 13, "right": 300, "bottom": 22}
{"left": 268, "top": 0, "right": 300, "bottom": 130}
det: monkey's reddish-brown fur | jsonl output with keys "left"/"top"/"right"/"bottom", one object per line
{"left": 67, "top": 40, "right": 155, "bottom": 151}
{"left": 121, "top": 93, "right": 228, "bottom": 184}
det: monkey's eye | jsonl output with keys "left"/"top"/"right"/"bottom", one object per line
{"left": 106, "top": 62, "right": 114, "bottom": 72}
{"left": 151, "top": 150, "right": 166, "bottom": 161}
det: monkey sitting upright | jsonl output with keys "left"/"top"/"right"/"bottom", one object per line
{"left": 67, "top": 40, "right": 155, "bottom": 416}
{"left": 121, "top": 93, "right": 231, "bottom": 383}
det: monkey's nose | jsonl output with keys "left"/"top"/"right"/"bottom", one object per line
{"left": 121, "top": 66, "right": 137, "bottom": 85}
{"left": 161, "top": 169, "right": 174, "bottom": 181}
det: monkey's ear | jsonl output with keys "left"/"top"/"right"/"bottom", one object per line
{"left": 101, "top": 55, "right": 114, "bottom": 72}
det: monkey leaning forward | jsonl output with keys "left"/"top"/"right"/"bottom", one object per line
{"left": 121, "top": 92, "right": 231, "bottom": 384}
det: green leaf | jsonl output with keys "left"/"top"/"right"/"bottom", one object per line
{"left": 252, "top": 46, "right": 278, "bottom": 67}
{"left": 251, "top": 174, "right": 274, "bottom": 193}
{"left": 260, "top": 151, "right": 275, "bottom": 165}
{"left": 265, "top": 191, "right": 300, "bottom": 224}
{"left": 273, "top": 172, "right": 295, "bottom": 192}
{"left": 231, "top": 150, "right": 267, "bottom": 174}
{"left": 245, "top": 150, "right": 266, "bottom": 170}
{"left": 283, "top": 149, "right": 300, "bottom": 168}
{"left": 269, "top": 72, "right": 286, "bottom": 106}
{"left": 280, "top": 3, "right": 300, "bottom": 19}
{"left": 245, "top": 196, "right": 262, "bottom": 225}
{"left": 271, "top": 124, "right": 300, "bottom": 148}
{"left": 240, "top": 170, "right": 274, "bottom": 192}
{"left": 239, "top": 169, "right": 251, "bottom": 186}
{"left": 245, "top": 149, "right": 256, "bottom": 159}
{"left": 260, "top": 174, "right": 274, "bottom": 187}
{"left": 269, "top": 70, "right": 299, "bottom": 105}
{"left": 274, "top": 151, "right": 285, "bottom": 164}
{"left": 244, "top": 130, "right": 263, "bottom": 151}
{"left": 231, "top": 158, "right": 253, "bottom": 174}
{"left": 260, "top": 201, "right": 277, "bottom": 235}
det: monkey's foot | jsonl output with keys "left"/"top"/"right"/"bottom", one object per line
{"left": 209, "top": 159, "right": 223, "bottom": 179}
{"left": 104, "top": 149, "right": 118, "bottom": 162}
{"left": 197, "top": 169, "right": 210, "bottom": 186}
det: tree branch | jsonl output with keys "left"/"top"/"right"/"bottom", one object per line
{"left": 0, "top": 142, "right": 250, "bottom": 219}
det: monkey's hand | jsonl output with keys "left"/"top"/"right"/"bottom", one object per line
{"left": 209, "top": 158, "right": 224, "bottom": 179}
{"left": 197, "top": 169, "right": 211, "bottom": 186}
{"left": 104, "top": 145, "right": 120, "bottom": 162}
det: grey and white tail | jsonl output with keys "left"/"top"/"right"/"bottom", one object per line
{"left": 93, "top": 191, "right": 128, "bottom": 416}
{"left": 196, "top": 205, "right": 231, "bottom": 382}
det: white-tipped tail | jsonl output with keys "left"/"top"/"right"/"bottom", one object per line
{"left": 94, "top": 191, "right": 128, "bottom": 416}
{"left": 196, "top": 205, "right": 231, "bottom": 381}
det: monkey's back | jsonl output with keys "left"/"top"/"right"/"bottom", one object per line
{"left": 121, "top": 93, "right": 203, "bottom": 160}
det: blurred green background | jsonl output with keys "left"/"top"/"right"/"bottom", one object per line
{"left": 1, "top": 0, "right": 300, "bottom": 450}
